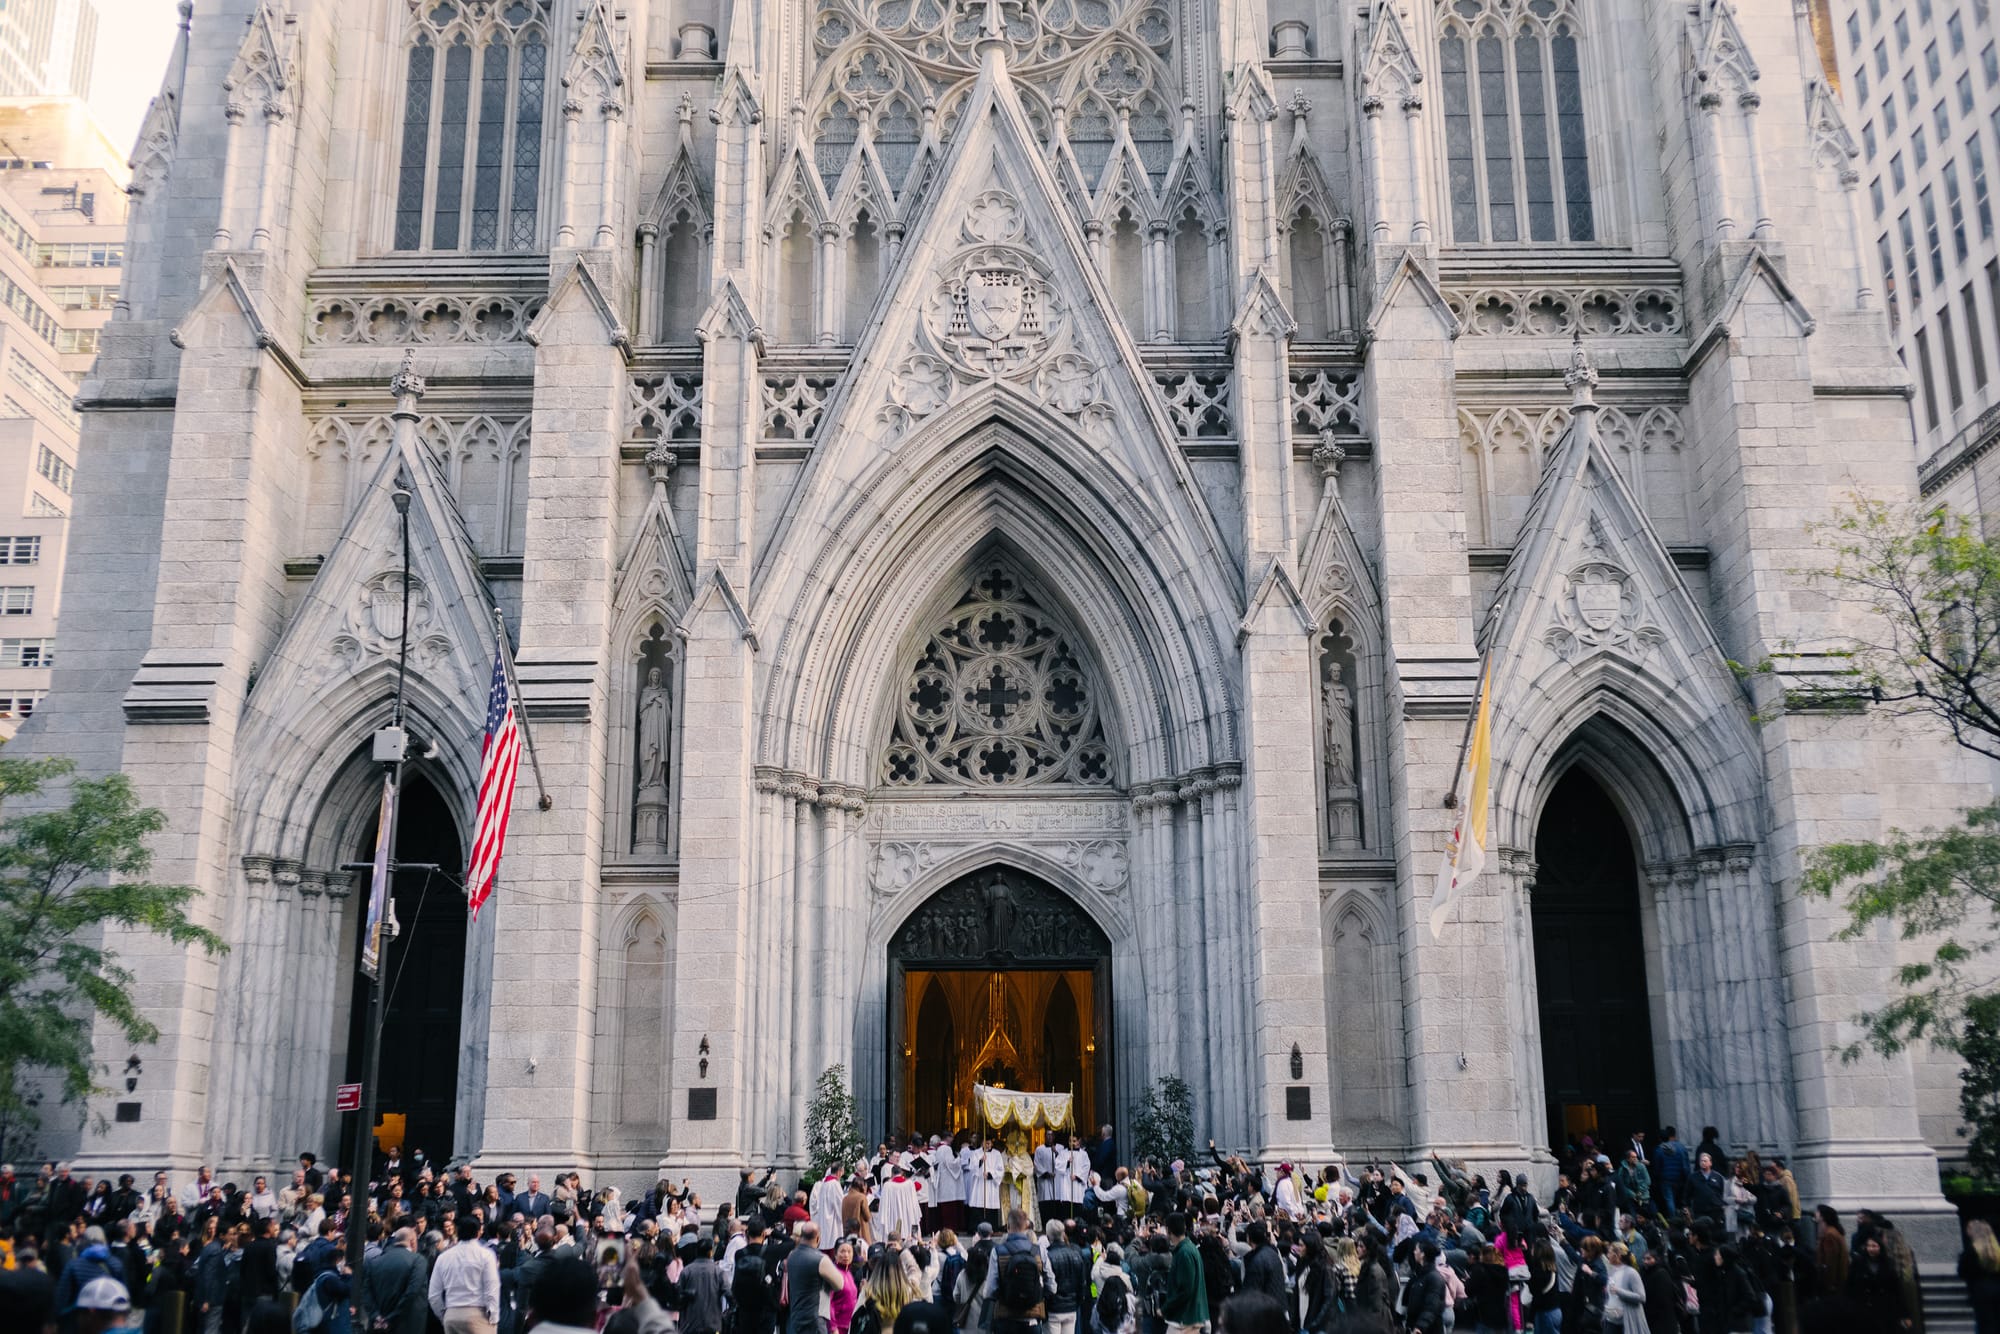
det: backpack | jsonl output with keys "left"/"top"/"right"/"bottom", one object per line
{"left": 1095, "top": 1272, "right": 1130, "bottom": 1331}
{"left": 293, "top": 1272, "right": 333, "bottom": 1333}
{"left": 938, "top": 1252, "right": 967, "bottom": 1309}
{"left": 999, "top": 1248, "right": 1046, "bottom": 1314}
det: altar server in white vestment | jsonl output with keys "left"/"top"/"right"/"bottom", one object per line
{"left": 809, "top": 1168, "right": 844, "bottom": 1242}
{"left": 1066, "top": 1135, "right": 1090, "bottom": 1211}
{"left": 967, "top": 1134, "right": 1003, "bottom": 1232}
{"left": 932, "top": 1135, "right": 967, "bottom": 1233}
{"left": 1034, "top": 1140, "right": 1061, "bottom": 1221}
{"left": 879, "top": 1161, "right": 924, "bottom": 1241}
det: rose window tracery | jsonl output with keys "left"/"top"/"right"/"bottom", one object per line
{"left": 882, "top": 565, "right": 1114, "bottom": 788}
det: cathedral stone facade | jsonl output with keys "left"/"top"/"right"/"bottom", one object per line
{"left": 29, "top": 0, "right": 1984, "bottom": 1246}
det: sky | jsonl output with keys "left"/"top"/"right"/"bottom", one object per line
{"left": 90, "top": 0, "right": 184, "bottom": 155}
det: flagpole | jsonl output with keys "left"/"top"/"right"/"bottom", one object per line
{"left": 492, "top": 606, "right": 552, "bottom": 811}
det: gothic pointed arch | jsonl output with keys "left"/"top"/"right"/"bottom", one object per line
{"left": 1689, "top": 0, "right": 1760, "bottom": 96}
{"left": 563, "top": 0, "right": 628, "bottom": 104}
{"left": 1299, "top": 470, "right": 1385, "bottom": 854}
{"left": 1481, "top": 408, "right": 1766, "bottom": 860}
{"left": 225, "top": 0, "right": 299, "bottom": 114}
{"left": 1320, "top": 886, "right": 1404, "bottom": 1146}
{"left": 234, "top": 386, "right": 498, "bottom": 864}
{"left": 643, "top": 108, "right": 714, "bottom": 342}
{"left": 754, "top": 408, "right": 1241, "bottom": 791}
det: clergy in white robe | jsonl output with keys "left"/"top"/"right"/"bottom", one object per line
{"left": 879, "top": 1168, "right": 924, "bottom": 1241}
{"left": 1065, "top": 1136, "right": 1090, "bottom": 1206}
{"left": 809, "top": 1169, "right": 845, "bottom": 1243}
{"left": 966, "top": 1137, "right": 1003, "bottom": 1230}
{"left": 932, "top": 1136, "right": 967, "bottom": 1233}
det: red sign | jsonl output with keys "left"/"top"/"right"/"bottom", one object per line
{"left": 335, "top": 1083, "right": 362, "bottom": 1112}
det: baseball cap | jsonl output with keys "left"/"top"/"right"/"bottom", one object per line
{"left": 78, "top": 1277, "right": 132, "bottom": 1312}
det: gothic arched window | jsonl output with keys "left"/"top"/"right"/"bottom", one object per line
{"left": 1436, "top": 0, "right": 1593, "bottom": 244}
{"left": 393, "top": 0, "right": 549, "bottom": 253}
{"left": 882, "top": 564, "right": 1115, "bottom": 789}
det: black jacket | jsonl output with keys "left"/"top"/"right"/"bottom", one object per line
{"left": 1047, "top": 1242, "right": 1092, "bottom": 1316}
{"left": 1467, "top": 1261, "right": 1512, "bottom": 1330}
{"left": 1404, "top": 1268, "right": 1447, "bottom": 1334}
{"left": 1242, "top": 1246, "right": 1288, "bottom": 1309}
{"left": 240, "top": 1238, "right": 283, "bottom": 1305}
{"left": 733, "top": 1244, "right": 778, "bottom": 1334}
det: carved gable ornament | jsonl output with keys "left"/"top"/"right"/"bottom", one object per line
{"left": 316, "top": 569, "right": 466, "bottom": 694}
{"left": 882, "top": 188, "right": 1111, "bottom": 442}
{"left": 1543, "top": 514, "right": 1665, "bottom": 664}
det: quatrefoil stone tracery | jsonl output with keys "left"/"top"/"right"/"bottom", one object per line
{"left": 883, "top": 568, "right": 1111, "bottom": 788}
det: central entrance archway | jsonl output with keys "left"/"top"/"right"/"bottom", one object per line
{"left": 887, "top": 867, "right": 1112, "bottom": 1140}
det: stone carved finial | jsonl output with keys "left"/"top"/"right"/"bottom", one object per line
{"left": 390, "top": 347, "right": 426, "bottom": 404}
{"left": 1563, "top": 330, "right": 1597, "bottom": 410}
{"left": 1312, "top": 429, "right": 1345, "bottom": 484}
{"left": 1288, "top": 89, "right": 1313, "bottom": 123}
{"left": 645, "top": 441, "right": 677, "bottom": 487}
{"left": 977, "top": 0, "right": 1007, "bottom": 55}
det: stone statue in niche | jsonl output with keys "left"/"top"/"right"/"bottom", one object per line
{"left": 633, "top": 661, "right": 673, "bottom": 856}
{"left": 1321, "top": 656, "right": 1363, "bottom": 851}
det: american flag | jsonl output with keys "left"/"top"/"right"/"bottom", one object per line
{"left": 467, "top": 645, "right": 521, "bottom": 919}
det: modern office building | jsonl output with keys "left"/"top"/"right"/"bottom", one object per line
{"left": 0, "top": 0, "right": 98, "bottom": 102}
{"left": 0, "top": 97, "right": 123, "bottom": 734}
{"left": 1834, "top": 1, "right": 2000, "bottom": 509}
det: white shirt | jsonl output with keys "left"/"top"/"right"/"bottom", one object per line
{"left": 879, "top": 1176, "right": 923, "bottom": 1241}
{"left": 933, "top": 1147, "right": 965, "bottom": 1204}
{"left": 178, "top": 1179, "right": 210, "bottom": 1211}
{"left": 808, "top": 1174, "right": 844, "bottom": 1244}
{"left": 1033, "top": 1146, "right": 1057, "bottom": 1202}
{"left": 429, "top": 1239, "right": 501, "bottom": 1321}
{"left": 249, "top": 1190, "right": 280, "bottom": 1220}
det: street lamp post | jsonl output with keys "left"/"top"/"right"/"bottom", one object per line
{"left": 341, "top": 354, "right": 439, "bottom": 1276}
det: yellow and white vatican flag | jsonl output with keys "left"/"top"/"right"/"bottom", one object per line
{"left": 1429, "top": 669, "right": 1493, "bottom": 938}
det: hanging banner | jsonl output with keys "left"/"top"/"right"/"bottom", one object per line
{"left": 360, "top": 772, "right": 395, "bottom": 981}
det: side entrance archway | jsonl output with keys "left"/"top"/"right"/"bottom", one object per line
{"left": 887, "top": 867, "right": 1112, "bottom": 1140}
{"left": 1531, "top": 767, "right": 1660, "bottom": 1155}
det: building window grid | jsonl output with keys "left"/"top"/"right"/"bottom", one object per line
{"left": 1885, "top": 96, "right": 1899, "bottom": 136}
{"left": 1947, "top": 159, "right": 1970, "bottom": 260}
{"left": 0, "top": 536, "right": 42, "bottom": 565}
{"left": 1884, "top": 233, "right": 1902, "bottom": 327}
{"left": 0, "top": 638, "right": 55, "bottom": 667}
{"left": 1902, "top": 210, "right": 1924, "bottom": 301}
{"left": 1858, "top": 63, "right": 1872, "bottom": 103}
{"left": 1897, "top": 13, "right": 1911, "bottom": 52}
{"left": 1942, "top": 305, "right": 1967, "bottom": 410}
{"left": 1986, "top": 42, "right": 1999, "bottom": 86}
{"left": 1906, "top": 69, "right": 1921, "bottom": 109}
{"left": 28, "top": 494, "right": 65, "bottom": 519}
{"left": 1893, "top": 150, "right": 1907, "bottom": 192}
{"left": 1950, "top": 11, "right": 1967, "bottom": 54}
{"left": 10, "top": 353, "right": 74, "bottom": 424}
{"left": 1927, "top": 43, "right": 1942, "bottom": 86}
{"left": 1938, "top": 100, "right": 1953, "bottom": 138}
{"left": 43, "top": 284, "right": 116, "bottom": 311}
{"left": 54, "top": 328, "right": 97, "bottom": 355}
{"left": 1923, "top": 186, "right": 1946, "bottom": 283}
{"left": 0, "top": 693, "right": 46, "bottom": 718}
{"left": 1963, "top": 72, "right": 1977, "bottom": 115}
{"left": 1965, "top": 283, "right": 1990, "bottom": 391}
{"left": 31, "top": 241, "right": 120, "bottom": 268}
{"left": 1971, "top": 134, "right": 1993, "bottom": 238}
{"left": 1917, "top": 125, "right": 1931, "bottom": 169}
{"left": 34, "top": 444, "right": 71, "bottom": 494}
{"left": 1917, "top": 326, "right": 1941, "bottom": 429}
{"left": 0, "top": 586, "right": 34, "bottom": 616}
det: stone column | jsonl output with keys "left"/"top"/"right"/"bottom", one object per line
{"left": 1738, "top": 94, "right": 1773, "bottom": 240}
{"left": 557, "top": 99, "right": 583, "bottom": 246}
{"left": 1839, "top": 169, "right": 1873, "bottom": 308}
{"left": 1331, "top": 219, "right": 1354, "bottom": 335}
{"left": 1362, "top": 97, "right": 1388, "bottom": 243}
{"left": 597, "top": 99, "right": 624, "bottom": 248}
{"left": 211, "top": 101, "right": 246, "bottom": 249}
{"left": 637, "top": 223, "right": 660, "bottom": 341}
{"left": 1699, "top": 93, "right": 1734, "bottom": 241}
{"left": 251, "top": 101, "right": 288, "bottom": 250}
{"left": 1402, "top": 95, "right": 1429, "bottom": 244}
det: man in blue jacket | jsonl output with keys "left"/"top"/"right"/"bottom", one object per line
{"left": 1651, "top": 1126, "right": 1692, "bottom": 1218}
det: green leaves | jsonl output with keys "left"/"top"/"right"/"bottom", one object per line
{"left": 1130, "top": 1074, "right": 1194, "bottom": 1167}
{"left": 804, "top": 1063, "right": 865, "bottom": 1181}
{"left": 0, "top": 756, "right": 223, "bottom": 1141}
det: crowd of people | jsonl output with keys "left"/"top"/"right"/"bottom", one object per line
{"left": 3, "top": 1120, "right": 1997, "bottom": 1334}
